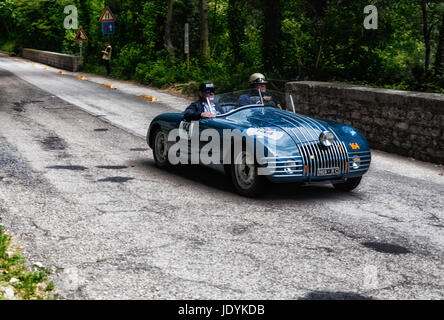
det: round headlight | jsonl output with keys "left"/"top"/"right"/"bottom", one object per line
{"left": 320, "top": 131, "right": 335, "bottom": 147}
{"left": 351, "top": 155, "right": 361, "bottom": 169}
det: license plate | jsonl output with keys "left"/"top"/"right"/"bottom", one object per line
{"left": 317, "top": 167, "right": 340, "bottom": 176}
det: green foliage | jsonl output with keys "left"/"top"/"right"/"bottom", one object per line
{"left": 135, "top": 59, "right": 184, "bottom": 86}
{"left": 15, "top": 269, "right": 49, "bottom": 299}
{"left": 0, "top": 226, "right": 10, "bottom": 260}
{"left": 0, "top": 40, "right": 15, "bottom": 53}
{"left": 133, "top": 55, "right": 260, "bottom": 93}
{"left": 0, "top": 223, "right": 55, "bottom": 300}
{"left": 0, "top": 0, "right": 443, "bottom": 94}
{"left": 111, "top": 42, "right": 144, "bottom": 79}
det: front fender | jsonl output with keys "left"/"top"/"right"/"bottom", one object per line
{"left": 314, "top": 118, "right": 370, "bottom": 152}
{"left": 147, "top": 113, "right": 184, "bottom": 148}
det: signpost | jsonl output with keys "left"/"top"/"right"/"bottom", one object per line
{"left": 99, "top": 6, "right": 115, "bottom": 22}
{"left": 102, "top": 21, "right": 115, "bottom": 34}
{"left": 73, "top": 28, "right": 88, "bottom": 41}
{"left": 184, "top": 23, "right": 189, "bottom": 70}
{"left": 73, "top": 28, "right": 88, "bottom": 60}
{"left": 99, "top": 6, "right": 116, "bottom": 41}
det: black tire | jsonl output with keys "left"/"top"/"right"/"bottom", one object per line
{"left": 333, "top": 176, "right": 362, "bottom": 192}
{"left": 230, "top": 149, "right": 266, "bottom": 197}
{"left": 152, "top": 128, "right": 170, "bottom": 168}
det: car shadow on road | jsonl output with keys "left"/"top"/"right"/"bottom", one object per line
{"left": 134, "top": 159, "right": 233, "bottom": 192}
{"left": 133, "top": 159, "right": 344, "bottom": 202}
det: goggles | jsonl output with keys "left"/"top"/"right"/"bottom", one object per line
{"left": 253, "top": 78, "right": 267, "bottom": 84}
{"left": 205, "top": 89, "right": 215, "bottom": 94}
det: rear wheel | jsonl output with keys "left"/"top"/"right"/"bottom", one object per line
{"left": 152, "top": 128, "right": 170, "bottom": 168}
{"left": 333, "top": 176, "right": 362, "bottom": 191}
{"left": 230, "top": 150, "right": 266, "bottom": 197}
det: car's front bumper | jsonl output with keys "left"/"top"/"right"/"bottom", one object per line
{"left": 262, "top": 149, "right": 371, "bottom": 183}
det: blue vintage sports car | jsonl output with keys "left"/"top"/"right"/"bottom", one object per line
{"left": 146, "top": 89, "right": 371, "bottom": 197}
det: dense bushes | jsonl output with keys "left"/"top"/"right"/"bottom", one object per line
{"left": 131, "top": 57, "right": 258, "bottom": 93}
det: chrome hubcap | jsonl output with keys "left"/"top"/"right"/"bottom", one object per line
{"left": 234, "top": 152, "right": 255, "bottom": 189}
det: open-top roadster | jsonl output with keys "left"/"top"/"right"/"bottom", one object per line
{"left": 146, "top": 89, "right": 371, "bottom": 197}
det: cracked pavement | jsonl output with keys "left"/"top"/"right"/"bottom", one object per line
{"left": 0, "top": 56, "right": 444, "bottom": 299}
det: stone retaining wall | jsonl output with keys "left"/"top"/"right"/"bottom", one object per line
{"left": 22, "top": 48, "right": 82, "bottom": 72}
{"left": 286, "top": 81, "right": 444, "bottom": 164}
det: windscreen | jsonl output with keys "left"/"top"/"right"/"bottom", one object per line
{"left": 213, "top": 89, "right": 293, "bottom": 115}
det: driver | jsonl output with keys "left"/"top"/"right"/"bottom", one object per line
{"left": 238, "top": 73, "right": 282, "bottom": 109}
{"left": 184, "top": 82, "right": 223, "bottom": 121}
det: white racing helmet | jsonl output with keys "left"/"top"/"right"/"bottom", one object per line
{"left": 249, "top": 73, "right": 268, "bottom": 84}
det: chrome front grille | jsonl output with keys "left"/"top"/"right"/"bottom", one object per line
{"left": 298, "top": 141, "right": 350, "bottom": 177}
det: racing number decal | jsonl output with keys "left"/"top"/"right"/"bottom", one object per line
{"left": 349, "top": 143, "right": 360, "bottom": 150}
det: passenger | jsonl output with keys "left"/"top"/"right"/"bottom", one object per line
{"left": 184, "top": 82, "right": 223, "bottom": 121}
{"left": 238, "top": 73, "right": 281, "bottom": 109}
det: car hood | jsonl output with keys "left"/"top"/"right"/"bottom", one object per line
{"left": 244, "top": 109, "right": 338, "bottom": 144}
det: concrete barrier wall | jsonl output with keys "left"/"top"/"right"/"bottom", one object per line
{"left": 286, "top": 81, "right": 444, "bottom": 164}
{"left": 22, "top": 48, "right": 82, "bottom": 72}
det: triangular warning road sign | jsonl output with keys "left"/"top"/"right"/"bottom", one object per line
{"left": 73, "top": 28, "right": 88, "bottom": 41}
{"left": 99, "top": 6, "right": 115, "bottom": 22}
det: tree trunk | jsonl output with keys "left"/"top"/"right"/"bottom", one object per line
{"left": 305, "top": 0, "right": 328, "bottom": 19}
{"left": 421, "top": 0, "right": 431, "bottom": 74}
{"left": 261, "top": 0, "right": 282, "bottom": 73}
{"left": 200, "top": 0, "right": 209, "bottom": 63}
{"left": 305, "top": 0, "right": 328, "bottom": 77}
{"left": 165, "top": 0, "right": 175, "bottom": 59}
{"left": 434, "top": 13, "right": 444, "bottom": 77}
{"left": 227, "top": 0, "right": 245, "bottom": 66}
{"left": 78, "top": 0, "right": 91, "bottom": 62}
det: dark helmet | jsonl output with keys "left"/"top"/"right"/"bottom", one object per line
{"left": 199, "top": 82, "right": 215, "bottom": 92}
{"left": 249, "top": 73, "right": 268, "bottom": 84}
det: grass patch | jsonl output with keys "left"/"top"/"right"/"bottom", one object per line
{"left": 0, "top": 223, "right": 56, "bottom": 300}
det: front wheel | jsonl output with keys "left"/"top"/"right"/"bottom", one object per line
{"left": 333, "top": 176, "right": 362, "bottom": 191}
{"left": 230, "top": 150, "right": 266, "bottom": 197}
{"left": 152, "top": 128, "right": 170, "bottom": 168}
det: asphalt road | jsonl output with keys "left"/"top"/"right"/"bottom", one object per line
{"left": 0, "top": 55, "right": 444, "bottom": 300}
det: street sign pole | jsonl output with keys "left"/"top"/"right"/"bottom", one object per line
{"left": 184, "top": 23, "right": 189, "bottom": 70}
{"left": 73, "top": 28, "right": 88, "bottom": 64}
